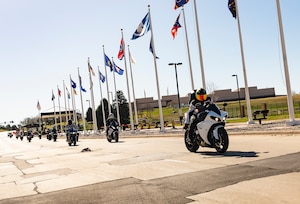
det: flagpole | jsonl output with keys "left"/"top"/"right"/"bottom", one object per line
{"left": 98, "top": 66, "right": 107, "bottom": 131}
{"left": 78, "top": 67, "right": 87, "bottom": 135}
{"left": 70, "top": 75, "right": 77, "bottom": 125}
{"left": 111, "top": 57, "right": 121, "bottom": 128}
{"left": 88, "top": 58, "right": 98, "bottom": 134}
{"left": 57, "top": 85, "right": 63, "bottom": 133}
{"left": 128, "top": 45, "right": 139, "bottom": 127}
{"left": 148, "top": 5, "right": 165, "bottom": 132}
{"left": 275, "top": 0, "right": 297, "bottom": 126}
{"left": 193, "top": 0, "right": 206, "bottom": 89}
{"left": 37, "top": 100, "right": 41, "bottom": 133}
{"left": 182, "top": 7, "right": 195, "bottom": 90}
{"left": 52, "top": 90, "right": 58, "bottom": 129}
{"left": 63, "top": 80, "right": 68, "bottom": 122}
{"left": 66, "top": 85, "right": 71, "bottom": 121}
{"left": 235, "top": 0, "right": 253, "bottom": 124}
{"left": 67, "top": 90, "right": 71, "bottom": 121}
{"left": 120, "top": 29, "right": 134, "bottom": 132}
{"left": 102, "top": 45, "right": 111, "bottom": 114}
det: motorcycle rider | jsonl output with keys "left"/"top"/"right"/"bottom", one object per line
{"left": 183, "top": 88, "right": 211, "bottom": 129}
{"left": 65, "top": 119, "right": 78, "bottom": 140}
{"left": 106, "top": 113, "right": 119, "bottom": 136}
{"left": 52, "top": 126, "right": 57, "bottom": 134}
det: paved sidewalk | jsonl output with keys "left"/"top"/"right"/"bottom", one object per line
{"left": 1, "top": 120, "right": 299, "bottom": 203}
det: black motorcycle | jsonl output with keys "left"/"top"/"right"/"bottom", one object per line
{"left": 53, "top": 132, "right": 58, "bottom": 142}
{"left": 106, "top": 122, "right": 119, "bottom": 143}
{"left": 52, "top": 128, "right": 58, "bottom": 142}
{"left": 47, "top": 130, "right": 52, "bottom": 140}
{"left": 27, "top": 131, "right": 33, "bottom": 142}
{"left": 67, "top": 128, "right": 78, "bottom": 146}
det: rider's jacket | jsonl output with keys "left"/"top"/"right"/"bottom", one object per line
{"left": 65, "top": 124, "right": 78, "bottom": 133}
{"left": 106, "top": 118, "right": 119, "bottom": 127}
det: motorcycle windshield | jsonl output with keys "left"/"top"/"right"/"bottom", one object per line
{"left": 207, "top": 104, "right": 221, "bottom": 115}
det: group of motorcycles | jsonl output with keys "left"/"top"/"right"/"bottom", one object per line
{"left": 46, "top": 129, "right": 58, "bottom": 142}
{"left": 7, "top": 100, "right": 229, "bottom": 153}
{"left": 8, "top": 131, "right": 34, "bottom": 142}
{"left": 8, "top": 128, "right": 78, "bottom": 145}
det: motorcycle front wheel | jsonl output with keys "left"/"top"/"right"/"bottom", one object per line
{"left": 213, "top": 128, "right": 229, "bottom": 153}
{"left": 114, "top": 132, "right": 119, "bottom": 142}
{"left": 184, "top": 130, "right": 199, "bottom": 153}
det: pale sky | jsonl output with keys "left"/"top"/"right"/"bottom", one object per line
{"left": 1, "top": 0, "right": 299, "bottom": 125}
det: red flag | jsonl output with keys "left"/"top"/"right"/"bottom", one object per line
{"left": 37, "top": 101, "right": 41, "bottom": 111}
{"left": 88, "top": 61, "right": 95, "bottom": 76}
{"left": 58, "top": 88, "right": 61, "bottom": 97}
{"left": 118, "top": 37, "right": 124, "bottom": 60}
{"left": 171, "top": 13, "right": 182, "bottom": 39}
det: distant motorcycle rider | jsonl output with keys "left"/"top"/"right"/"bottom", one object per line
{"left": 106, "top": 113, "right": 119, "bottom": 136}
{"left": 184, "top": 88, "right": 211, "bottom": 129}
{"left": 65, "top": 119, "right": 78, "bottom": 136}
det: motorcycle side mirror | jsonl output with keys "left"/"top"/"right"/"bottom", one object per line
{"left": 223, "top": 102, "right": 228, "bottom": 107}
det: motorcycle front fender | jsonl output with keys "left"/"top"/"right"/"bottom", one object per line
{"left": 212, "top": 124, "right": 225, "bottom": 140}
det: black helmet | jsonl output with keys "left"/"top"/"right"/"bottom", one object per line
{"left": 68, "top": 119, "right": 72, "bottom": 125}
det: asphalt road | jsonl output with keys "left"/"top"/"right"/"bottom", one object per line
{"left": 1, "top": 131, "right": 300, "bottom": 204}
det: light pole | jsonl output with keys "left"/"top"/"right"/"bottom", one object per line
{"left": 232, "top": 74, "right": 242, "bottom": 118}
{"left": 168, "top": 62, "right": 183, "bottom": 125}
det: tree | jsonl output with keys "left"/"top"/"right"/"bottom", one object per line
{"left": 96, "top": 98, "right": 110, "bottom": 128}
{"left": 20, "top": 117, "right": 39, "bottom": 127}
{"left": 113, "top": 90, "right": 129, "bottom": 125}
{"left": 86, "top": 107, "right": 93, "bottom": 122}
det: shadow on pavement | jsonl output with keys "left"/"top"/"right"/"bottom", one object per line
{"left": 199, "top": 151, "right": 258, "bottom": 157}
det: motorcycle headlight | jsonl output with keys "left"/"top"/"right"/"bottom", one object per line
{"left": 210, "top": 116, "right": 221, "bottom": 121}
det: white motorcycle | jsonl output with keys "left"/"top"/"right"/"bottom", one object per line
{"left": 184, "top": 102, "right": 229, "bottom": 153}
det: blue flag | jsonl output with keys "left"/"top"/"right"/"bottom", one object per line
{"left": 228, "top": 0, "right": 236, "bottom": 18}
{"left": 79, "top": 75, "right": 86, "bottom": 92}
{"left": 113, "top": 62, "right": 124, "bottom": 75}
{"left": 71, "top": 78, "right": 77, "bottom": 89}
{"left": 131, "top": 12, "right": 150, "bottom": 40}
{"left": 174, "top": 0, "right": 189, "bottom": 10}
{"left": 104, "top": 54, "right": 113, "bottom": 71}
{"left": 99, "top": 71, "right": 105, "bottom": 83}
{"left": 149, "top": 38, "right": 159, "bottom": 59}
